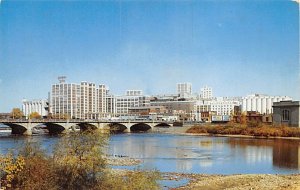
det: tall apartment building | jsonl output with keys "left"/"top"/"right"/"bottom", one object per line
{"left": 115, "top": 90, "right": 150, "bottom": 115}
{"left": 79, "top": 82, "right": 107, "bottom": 119}
{"left": 241, "top": 94, "right": 292, "bottom": 114}
{"left": 22, "top": 99, "right": 48, "bottom": 118}
{"left": 50, "top": 77, "right": 107, "bottom": 119}
{"left": 200, "top": 85, "right": 213, "bottom": 99}
{"left": 177, "top": 83, "right": 192, "bottom": 98}
{"left": 51, "top": 79, "right": 80, "bottom": 119}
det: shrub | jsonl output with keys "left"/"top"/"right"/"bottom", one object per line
{"left": 0, "top": 130, "right": 161, "bottom": 190}
{"left": 186, "top": 124, "right": 300, "bottom": 138}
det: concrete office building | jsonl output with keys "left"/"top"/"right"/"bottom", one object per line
{"left": 150, "top": 100, "right": 196, "bottom": 120}
{"left": 242, "top": 94, "right": 292, "bottom": 114}
{"left": 115, "top": 90, "right": 150, "bottom": 115}
{"left": 273, "top": 101, "right": 300, "bottom": 127}
{"left": 177, "top": 83, "right": 192, "bottom": 98}
{"left": 194, "top": 97, "right": 241, "bottom": 116}
{"left": 22, "top": 99, "right": 48, "bottom": 118}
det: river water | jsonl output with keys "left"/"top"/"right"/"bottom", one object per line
{"left": 0, "top": 132, "right": 300, "bottom": 174}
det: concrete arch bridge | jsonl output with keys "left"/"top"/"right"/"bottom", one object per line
{"left": 0, "top": 120, "right": 173, "bottom": 135}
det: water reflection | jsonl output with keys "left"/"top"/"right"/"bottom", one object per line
{"left": 109, "top": 134, "right": 300, "bottom": 174}
{"left": 228, "top": 138, "right": 300, "bottom": 170}
{"left": 273, "top": 141, "right": 300, "bottom": 169}
{"left": 0, "top": 133, "right": 300, "bottom": 174}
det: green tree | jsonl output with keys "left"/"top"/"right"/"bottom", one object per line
{"left": 10, "top": 108, "right": 23, "bottom": 119}
{"left": 29, "top": 112, "right": 41, "bottom": 120}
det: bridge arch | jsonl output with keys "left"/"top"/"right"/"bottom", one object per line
{"left": 154, "top": 123, "right": 171, "bottom": 127}
{"left": 43, "top": 123, "right": 66, "bottom": 135}
{"left": 130, "top": 123, "right": 152, "bottom": 132}
{"left": 2, "top": 123, "right": 28, "bottom": 135}
{"left": 77, "top": 123, "right": 98, "bottom": 131}
{"left": 109, "top": 123, "right": 128, "bottom": 133}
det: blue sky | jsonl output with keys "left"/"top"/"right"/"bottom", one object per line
{"left": 0, "top": 0, "right": 299, "bottom": 112}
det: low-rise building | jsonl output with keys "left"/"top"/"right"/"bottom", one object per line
{"left": 128, "top": 106, "right": 167, "bottom": 116}
{"left": 194, "top": 97, "right": 241, "bottom": 116}
{"left": 232, "top": 111, "right": 263, "bottom": 124}
{"left": 201, "top": 111, "right": 217, "bottom": 122}
{"left": 115, "top": 90, "right": 150, "bottom": 116}
{"left": 22, "top": 99, "right": 48, "bottom": 119}
{"left": 273, "top": 101, "right": 300, "bottom": 127}
{"left": 242, "top": 94, "right": 292, "bottom": 114}
{"left": 150, "top": 100, "right": 196, "bottom": 119}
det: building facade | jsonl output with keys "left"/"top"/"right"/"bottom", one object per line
{"left": 177, "top": 83, "right": 192, "bottom": 98}
{"left": 114, "top": 90, "right": 150, "bottom": 115}
{"left": 200, "top": 85, "right": 213, "bottom": 99}
{"left": 79, "top": 82, "right": 107, "bottom": 119}
{"left": 194, "top": 97, "right": 241, "bottom": 116}
{"left": 273, "top": 101, "right": 300, "bottom": 127}
{"left": 242, "top": 94, "right": 292, "bottom": 114}
{"left": 50, "top": 77, "right": 107, "bottom": 119}
{"left": 22, "top": 99, "right": 48, "bottom": 118}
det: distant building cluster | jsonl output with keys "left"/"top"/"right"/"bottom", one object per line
{"left": 20, "top": 76, "right": 299, "bottom": 127}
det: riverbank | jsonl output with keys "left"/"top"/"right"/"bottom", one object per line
{"left": 110, "top": 168, "right": 300, "bottom": 190}
{"left": 174, "top": 173, "right": 300, "bottom": 190}
{"left": 185, "top": 124, "right": 300, "bottom": 139}
{"left": 107, "top": 155, "right": 300, "bottom": 189}
{"left": 154, "top": 125, "right": 300, "bottom": 140}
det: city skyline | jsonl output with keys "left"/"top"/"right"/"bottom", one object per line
{"left": 0, "top": 0, "right": 299, "bottom": 112}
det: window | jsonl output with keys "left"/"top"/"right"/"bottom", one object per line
{"left": 282, "top": 109, "right": 290, "bottom": 121}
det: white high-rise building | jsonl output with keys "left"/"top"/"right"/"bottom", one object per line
{"left": 200, "top": 85, "right": 213, "bottom": 99}
{"left": 241, "top": 94, "right": 292, "bottom": 114}
{"left": 22, "top": 99, "right": 48, "bottom": 118}
{"left": 78, "top": 82, "right": 107, "bottom": 119}
{"left": 51, "top": 78, "right": 81, "bottom": 119}
{"left": 50, "top": 77, "right": 107, "bottom": 119}
{"left": 177, "top": 83, "right": 192, "bottom": 98}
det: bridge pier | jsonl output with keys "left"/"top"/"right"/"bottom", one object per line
{"left": 5, "top": 123, "right": 35, "bottom": 136}
{"left": 22, "top": 126, "right": 32, "bottom": 136}
{"left": 124, "top": 128, "right": 131, "bottom": 133}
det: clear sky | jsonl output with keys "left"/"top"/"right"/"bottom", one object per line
{"left": 0, "top": 0, "right": 299, "bottom": 112}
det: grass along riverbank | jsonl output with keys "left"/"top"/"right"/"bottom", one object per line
{"left": 186, "top": 124, "right": 300, "bottom": 138}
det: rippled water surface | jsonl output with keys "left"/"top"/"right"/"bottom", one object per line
{"left": 0, "top": 132, "right": 300, "bottom": 174}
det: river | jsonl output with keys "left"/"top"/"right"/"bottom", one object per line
{"left": 0, "top": 132, "right": 300, "bottom": 174}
